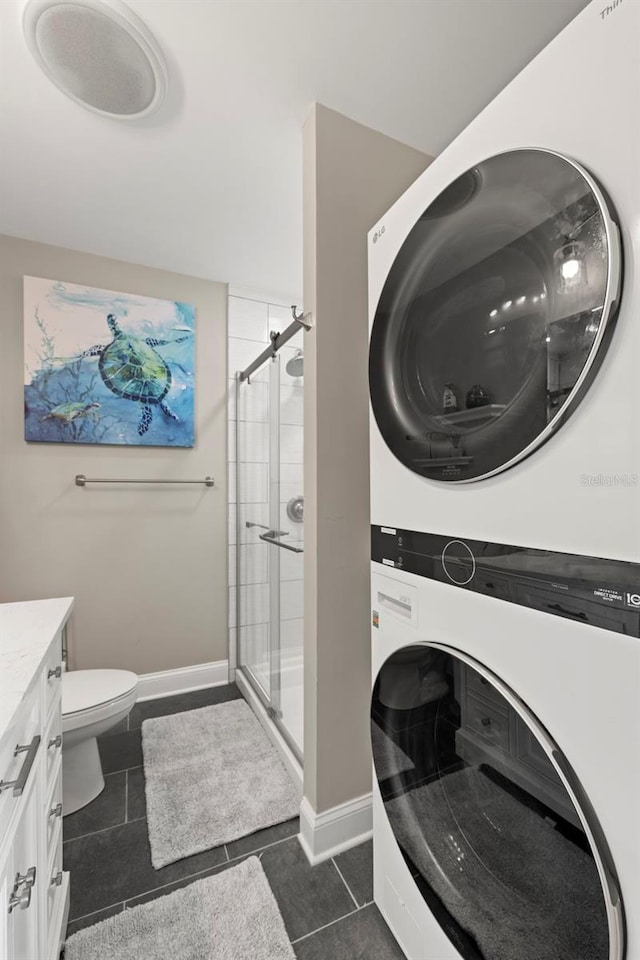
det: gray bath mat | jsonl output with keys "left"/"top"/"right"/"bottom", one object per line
{"left": 385, "top": 765, "right": 607, "bottom": 960}
{"left": 142, "top": 699, "right": 301, "bottom": 868}
{"left": 64, "top": 856, "right": 296, "bottom": 960}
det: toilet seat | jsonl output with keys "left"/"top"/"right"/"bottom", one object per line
{"left": 62, "top": 669, "right": 138, "bottom": 733}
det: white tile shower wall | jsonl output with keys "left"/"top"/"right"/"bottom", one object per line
{"left": 280, "top": 423, "right": 304, "bottom": 465}
{"left": 280, "top": 463, "right": 304, "bottom": 506}
{"left": 229, "top": 581, "right": 271, "bottom": 629}
{"left": 281, "top": 384, "right": 304, "bottom": 425}
{"left": 280, "top": 617, "right": 304, "bottom": 656}
{"left": 281, "top": 579, "right": 304, "bottom": 621}
{"left": 228, "top": 462, "right": 269, "bottom": 504}
{"left": 228, "top": 542, "right": 269, "bottom": 588}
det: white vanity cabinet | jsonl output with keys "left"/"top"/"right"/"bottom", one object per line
{"left": 0, "top": 598, "right": 73, "bottom": 960}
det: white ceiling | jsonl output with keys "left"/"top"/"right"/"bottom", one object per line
{"left": 0, "top": 0, "right": 589, "bottom": 299}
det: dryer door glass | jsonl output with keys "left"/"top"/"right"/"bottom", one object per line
{"left": 369, "top": 149, "right": 621, "bottom": 481}
{"left": 371, "top": 646, "right": 621, "bottom": 960}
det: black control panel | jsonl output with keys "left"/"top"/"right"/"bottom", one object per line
{"left": 371, "top": 525, "right": 640, "bottom": 637}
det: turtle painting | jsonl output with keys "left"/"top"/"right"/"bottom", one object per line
{"left": 24, "top": 277, "right": 196, "bottom": 447}
{"left": 78, "top": 314, "right": 192, "bottom": 436}
{"left": 40, "top": 401, "right": 100, "bottom": 424}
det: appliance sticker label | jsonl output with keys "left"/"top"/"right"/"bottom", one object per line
{"left": 372, "top": 610, "right": 379, "bottom": 629}
{"left": 593, "top": 588, "right": 624, "bottom": 604}
{"left": 382, "top": 558, "right": 395, "bottom": 567}
{"left": 381, "top": 527, "right": 396, "bottom": 535}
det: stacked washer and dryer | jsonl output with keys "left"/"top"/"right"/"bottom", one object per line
{"left": 367, "top": 3, "right": 639, "bottom": 960}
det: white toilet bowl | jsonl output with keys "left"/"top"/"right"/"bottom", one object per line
{"left": 62, "top": 669, "right": 138, "bottom": 815}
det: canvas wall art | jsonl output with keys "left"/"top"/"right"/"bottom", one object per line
{"left": 24, "top": 277, "right": 195, "bottom": 447}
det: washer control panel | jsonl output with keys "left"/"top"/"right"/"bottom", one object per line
{"left": 371, "top": 525, "right": 640, "bottom": 637}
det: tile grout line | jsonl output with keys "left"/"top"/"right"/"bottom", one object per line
{"left": 290, "top": 906, "right": 362, "bottom": 946}
{"left": 67, "top": 830, "right": 299, "bottom": 924}
{"left": 63, "top": 816, "right": 147, "bottom": 845}
{"left": 68, "top": 901, "right": 125, "bottom": 928}
{"left": 331, "top": 858, "right": 360, "bottom": 911}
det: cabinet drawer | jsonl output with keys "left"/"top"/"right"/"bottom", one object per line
{"left": 43, "top": 700, "right": 62, "bottom": 791}
{"left": 4, "top": 771, "right": 41, "bottom": 960}
{"left": 465, "top": 696, "right": 510, "bottom": 751}
{"left": 0, "top": 683, "right": 41, "bottom": 832}
{"left": 46, "top": 820, "right": 64, "bottom": 933}
{"left": 465, "top": 667, "right": 509, "bottom": 712}
{"left": 45, "top": 762, "right": 63, "bottom": 859}
{"left": 42, "top": 639, "right": 64, "bottom": 720}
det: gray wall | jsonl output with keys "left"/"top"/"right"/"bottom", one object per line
{"left": 0, "top": 235, "right": 228, "bottom": 674}
{"left": 303, "top": 105, "right": 432, "bottom": 812}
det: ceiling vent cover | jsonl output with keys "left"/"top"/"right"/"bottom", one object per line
{"left": 23, "top": 0, "right": 167, "bottom": 119}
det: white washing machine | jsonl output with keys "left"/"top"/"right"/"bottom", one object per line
{"left": 367, "top": 2, "right": 640, "bottom": 959}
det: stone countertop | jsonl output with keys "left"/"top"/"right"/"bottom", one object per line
{"left": 0, "top": 597, "right": 74, "bottom": 740}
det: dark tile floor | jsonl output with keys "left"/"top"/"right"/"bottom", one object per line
{"left": 62, "top": 684, "right": 405, "bottom": 959}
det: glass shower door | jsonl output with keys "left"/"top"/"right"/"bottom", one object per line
{"left": 236, "top": 361, "right": 272, "bottom": 703}
{"left": 236, "top": 350, "right": 304, "bottom": 761}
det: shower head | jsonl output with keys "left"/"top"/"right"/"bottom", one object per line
{"left": 285, "top": 349, "right": 304, "bottom": 378}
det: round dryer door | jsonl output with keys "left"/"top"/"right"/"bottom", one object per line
{"left": 371, "top": 645, "right": 624, "bottom": 960}
{"left": 369, "top": 149, "right": 621, "bottom": 482}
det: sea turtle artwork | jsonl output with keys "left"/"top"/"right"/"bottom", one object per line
{"left": 77, "top": 314, "right": 192, "bottom": 436}
{"left": 24, "top": 277, "right": 196, "bottom": 447}
{"left": 40, "top": 401, "right": 100, "bottom": 424}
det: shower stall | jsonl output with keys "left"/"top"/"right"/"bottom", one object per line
{"left": 234, "top": 309, "right": 308, "bottom": 766}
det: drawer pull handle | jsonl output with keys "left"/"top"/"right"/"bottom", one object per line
{"left": 49, "top": 802, "right": 63, "bottom": 819}
{"left": 14, "top": 867, "right": 36, "bottom": 890}
{"left": 48, "top": 665, "right": 62, "bottom": 680}
{"left": 481, "top": 717, "right": 491, "bottom": 727}
{"left": 0, "top": 736, "right": 41, "bottom": 797}
{"left": 51, "top": 871, "right": 63, "bottom": 887}
{"left": 48, "top": 734, "right": 62, "bottom": 750}
{"left": 8, "top": 886, "right": 32, "bottom": 914}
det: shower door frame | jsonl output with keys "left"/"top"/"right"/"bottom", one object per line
{"left": 235, "top": 357, "right": 303, "bottom": 765}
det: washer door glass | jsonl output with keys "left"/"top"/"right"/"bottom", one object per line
{"left": 369, "top": 149, "right": 621, "bottom": 482}
{"left": 371, "top": 646, "right": 622, "bottom": 960}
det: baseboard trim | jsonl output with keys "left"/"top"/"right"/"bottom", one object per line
{"left": 298, "top": 793, "right": 373, "bottom": 866}
{"left": 136, "top": 660, "right": 229, "bottom": 701}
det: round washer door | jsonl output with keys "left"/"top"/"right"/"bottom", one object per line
{"left": 371, "top": 645, "right": 624, "bottom": 960}
{"left": 369, "top": 149, "right": 621, "bottom": 482}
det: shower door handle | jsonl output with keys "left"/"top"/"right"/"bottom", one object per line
{"left": 258, "top": 530, "right": 304, "bottom": 554}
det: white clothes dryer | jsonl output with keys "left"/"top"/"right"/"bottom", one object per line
{"left": 367, "top": 2, "right": 640, "bottom": 959}
{"left": 368, "top": 0, "right": 639, "bottom": 562}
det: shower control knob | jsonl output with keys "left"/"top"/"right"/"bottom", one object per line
{"left": 441, "top": 540, "right": 476, "bottom": 585}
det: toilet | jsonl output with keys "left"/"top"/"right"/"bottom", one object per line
{"left": 62, "top": 669, "right": 138, "bottom": 815}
